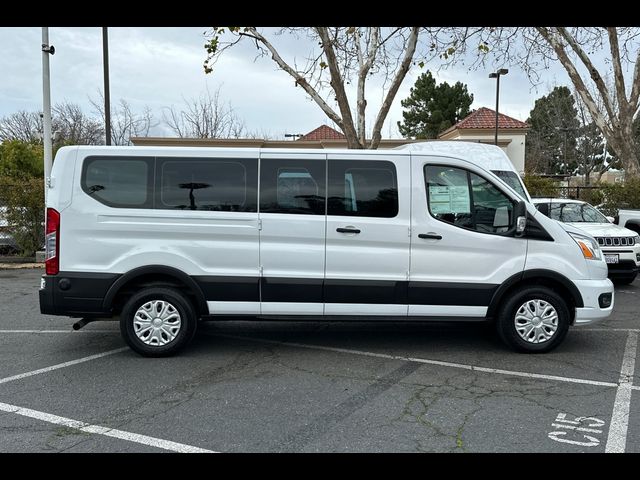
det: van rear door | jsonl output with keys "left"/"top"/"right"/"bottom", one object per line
{"left": 258, "top": 152, "right": 326, "bottom": 314}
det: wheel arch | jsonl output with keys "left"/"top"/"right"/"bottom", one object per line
{"left": 103, "top": 265, "right": 208, "bottom": 316}
{"left": 487, "top": 269, "right": 583, "bottom": 324}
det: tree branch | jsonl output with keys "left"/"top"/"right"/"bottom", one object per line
{"left": 369, "top": 27, "right": 419, "bottom": 149}
{"left": 556, "top": 27, "right": 617, "bottom": 125}
{"left": 536, "top": 27, "right": 615, "bottom": 141}
{"left": 244, "top": 27, "right": 345, "bottom": 131}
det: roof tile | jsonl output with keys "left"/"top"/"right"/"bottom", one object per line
{"left": 298, "top": 124, "right": 346, "bottom": 141}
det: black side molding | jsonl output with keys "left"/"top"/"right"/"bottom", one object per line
{"left": 103, "top": 265, "right": 208, "bottom": 314}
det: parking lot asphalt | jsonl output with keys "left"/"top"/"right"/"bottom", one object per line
{"left": 0, "top": 268, "right": 638, "bottom": 453}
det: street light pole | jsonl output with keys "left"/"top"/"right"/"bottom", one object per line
{"left": 41, "top": 28, "right": 54, "bottom": 207}
{"left": 488, "top": 68, "right": 509, "bottom": 146}
{"left": 102, "top": 27, "right": 111, "bottom": 146}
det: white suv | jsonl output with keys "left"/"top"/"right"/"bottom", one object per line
{"left": 533, "top": 198, "right": 640, "bottom": 284}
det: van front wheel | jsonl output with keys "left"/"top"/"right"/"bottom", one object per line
{"left": 496, "top": 286, "right": 570, "bottom": 353}
{"left": 120, "top": 287, "right": 198, "bottom": 357}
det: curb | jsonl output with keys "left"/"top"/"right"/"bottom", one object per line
{"left": 0, "top": 263, "right": 44, "bottom": 270}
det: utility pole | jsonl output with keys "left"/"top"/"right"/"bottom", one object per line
{"left": 102, "top": 27, "right": 111, "bottom": 145}
{"left": 41, "top": 28, "right": 54, "bottom": 207}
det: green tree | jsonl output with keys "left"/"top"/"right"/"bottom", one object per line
{"left": 0, "top": 139, "right": 44, "bottom": 179}
{"left": 0, "top": 140, "right": 44, "bottom": 256}
{"left": 525, "top": 86, "right": 580, "bottom": 175}
{"left": 397, "top": 71, "right": 473, "bottom": 139}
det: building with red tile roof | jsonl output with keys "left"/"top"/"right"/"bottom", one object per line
{"left": 298, "top": 124, "right": 346, "bottom": 141}
{"left": 438, "top": 107, "right": 529, "bottom": 173}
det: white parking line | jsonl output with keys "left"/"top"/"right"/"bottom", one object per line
{"left": 0, "top": 401, "right": 215, "bottom": 453}
{"left": 580, "top": 328, "right": 640, "bottom": 333}
{"left": 210, "top": 333, "right": 620, "bottom": 389}
{"left": 0, "top": 348, "right": 128, "bottom": 386}
{"left": 605, "top": 332, "right": 638, "bottom": 453}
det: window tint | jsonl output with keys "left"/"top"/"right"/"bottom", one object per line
{"left": 82, "top": 157, "right": 153, "bottom": 208}
{"left": 157, "top": 159, "right": 257, "bottom": 212}
{"left": 491, "top": 170, "right": 527, "bottom": 200}
{"left": 425, "top": 165, "right": 514, "bottom": 234}
{"left": 328, "top": 160, "right": 398, "bottom": 218}
{"left": 260, "top": 158, "right": 325, "bottom": 214}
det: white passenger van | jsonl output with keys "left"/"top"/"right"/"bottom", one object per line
{"left": 39, "top": 142, "right": 614, "bottom": 356}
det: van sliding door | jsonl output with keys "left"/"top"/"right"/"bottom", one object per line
{"left": 324, "top": 154, "right": 411, "bottom": 315}
{"left": 258, "top": 153, "right": 327, "bottom": 314}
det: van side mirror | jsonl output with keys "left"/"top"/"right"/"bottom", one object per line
{"left": 514, "top": 200, "right": 527, "bottom": 237}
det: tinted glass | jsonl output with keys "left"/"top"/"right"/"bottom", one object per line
{"left": 328, "top": 160, "right": 398, "bottom": 217}
{"left": 491, "top": 170, "right": 527, "bottom": 200}
{"left": 548, "top": 202, "right": 608, "bottom": 223}
{"left": 425, "top": 165, "right": 514, "bottom": 234}
{"left": 470, "top": 172, "right": 514, "bottom": 233}
{"left": 260, "top": 158, "right": 325, "bottom": 214}
{"left": 157, "top": 158, "right": 257, "bottom": 212}
{"left": 82, "top": 157, "right": 152, "bottom": 208}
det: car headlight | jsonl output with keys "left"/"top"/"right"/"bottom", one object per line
{"left": 635, "top": 235, "right": 640, "bottom": 245}
{"left": 569, "top": 232, "right": 602, "bottom": 261}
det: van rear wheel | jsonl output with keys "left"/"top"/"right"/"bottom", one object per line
{"left": 496, "top": 286, "right": 570, "bottom": 353}
{"left": 120, "top": 287, "right": 197, "bottom": 357}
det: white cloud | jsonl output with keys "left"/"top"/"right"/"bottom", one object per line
{"left": 0, "top": 27, "right": 583, "bottom": 141}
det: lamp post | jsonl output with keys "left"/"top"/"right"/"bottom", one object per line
{"left": 102, "top": 27, "right": 111, "bottom": 145}
{"left": 41, "top": 27, "right": 54, "bottom": 228}
{"left": 284, "top": 133, "right": 304, "bottom": 140}
{"left": 488, "top": 68, "right": 508, "bottom": 146}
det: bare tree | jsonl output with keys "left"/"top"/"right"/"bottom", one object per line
{"left": 52, "top": 101, "right": 104, "bottom": 146}
{"left": 163, "top": 88, "right": 246, "bottom": 138}
{"left": 90, "top": 92, "right": 155, "bottom": 145}
{"left": 0, "top": 111, "right": 42, "bottom": 143}
{"left": 428, "top": 27, "right": 640, "bottom": 176}
{"left": 203, "top": 27, "right": 420, "bottom": 149}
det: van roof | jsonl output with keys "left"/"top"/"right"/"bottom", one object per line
{"left": 69, "top": 141, "right": 511, "bottom": 165}
{"left": 394, "top": 141, "right": 515, "bottom": 171}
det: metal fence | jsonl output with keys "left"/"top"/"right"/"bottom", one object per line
{"left": 557, "top": 186, "right": 602, "bottom": 202}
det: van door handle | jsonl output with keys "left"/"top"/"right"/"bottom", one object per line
{"left": 336, "top": 227, "right": 361, "bottom": 234}
{"left": 418, "top": 233, "right": 442, "bottom": 240}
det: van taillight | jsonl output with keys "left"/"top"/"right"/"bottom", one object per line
{"left": 45, "top": 208, "right": 60, "bottom": 275}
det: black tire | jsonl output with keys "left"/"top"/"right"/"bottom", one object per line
{"left": 120, "top": 287, "right": 198, "bottom": 357}
{"left": 496, "top": 286, "right": 570, "bottom": 353}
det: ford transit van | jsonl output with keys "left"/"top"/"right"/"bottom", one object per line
{"left": 39, "top": 142, "right": 614, "bottom": 356}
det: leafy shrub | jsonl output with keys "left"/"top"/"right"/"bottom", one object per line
{"left": 596, "top": 178, "right": 640, "bottom": 216}
{"left": 523, "top": 175, "right": 560, "bottom": 198}
{"left": 0, "top": 176, "right": 44, "bottom": 256}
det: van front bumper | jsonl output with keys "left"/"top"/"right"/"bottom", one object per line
{"left": 573, "top": 278, "right": 615, "bottom": 325}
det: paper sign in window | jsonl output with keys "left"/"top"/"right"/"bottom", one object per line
{"left": 429, "top": 185, "right": 470, "bottom": 214}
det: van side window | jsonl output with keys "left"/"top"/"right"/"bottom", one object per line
{"left": 157, "top": 158, "right": 257, "bottom": 212}
{"left": 82, "top": 157, "right": 153, "bottom": 208}
{"left": 425, "top": 165, "right": 514, "bottom": 234}
{"left": 260, "top": 158, "right": 326, "bottom": 215}
{"left": 328, "top": 160, "right": 398, "bottom": 218}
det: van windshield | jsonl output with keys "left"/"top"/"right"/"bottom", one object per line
{"left": 491, "top": 170, "right": 527, "bottom": 200}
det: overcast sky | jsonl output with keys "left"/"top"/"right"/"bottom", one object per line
{"left": 0, "top": 27, "right": 574, "bottom": 140}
